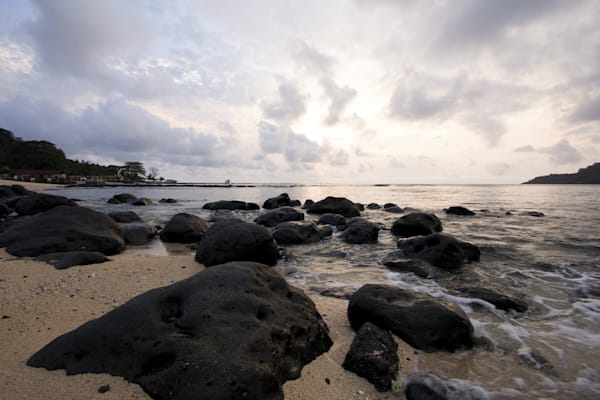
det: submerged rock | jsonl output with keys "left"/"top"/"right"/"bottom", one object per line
{"left": 342, "top": 322, "right": 398, "bottom": 392}
{"left": 272, "top": 221, "right": 332, "bottom": 245}
{"left": 455, "top": 287, "right": 527, "bottom": 313}
{"left": 108, "top": 211, "right": 141, "bottom": 223}
{"left": 27, "top": 262, "right": 333, "bottom": 400}
{"left": 306, "top": 196, "right": 361, "bottom": 218}
{"left": 397, "top": 233, "right": 480, "bottom": 269}
{"left": 107, "top": 193, "right": 137, "bottom": 204}
{"left": 445, "top": 206, "right": 475, "bottom": 216}
{"left": 159, "top": 213, "right": 208, "bottom": 243}
{"left": 405, "top": 373, "right": 489, "bottom": 400}
{"left": 255, "top": 207, "right": 304, "bottom": 227}
{"left": 340, "top": 218, "right": 379, "bottom": 244}
{"left": 384, "top": 206, "right": 404, "bottom": 214}
{"left": 14, "top": 193, "right": 76, "bottom": 215}
{"left": 159, "top": 198, "right": 177, "bottom": 204}
{"left": 202, "top": 200, "right": 260, "bottom": 211}
{"left": 391, "top": 213, "right": 442, "bottom": 237}
{"left": 36, "top": 251, "right": 109, "bottom": 270}
{"left": 348, "top": 284, "right": 474, "bottom": 352}
{"left": 381, "top": 251, "right": 431, "bottom": 279}
{"left": 195, "top": 220, "right": 278, "bottom": 266}
{"left": 132, "top": 197, "right": 152, "bottom": 206}
{"left": 366, "top": 203, "right": 381, "bottom": 210}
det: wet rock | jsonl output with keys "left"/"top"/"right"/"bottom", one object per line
{"left": 455, "top": 287, "right": 527, "bottom": 313}
{"left": 195, "top": 220, "right": 278, "bottom": 266}
{"left": 132, "top": 198, "right": 152, "bottom": 206}
{"left": 384, "top": 206, "right": 404, "bottom": 214}
{"left": 381, "top": 251, "right": 431, "bottom": 279}
{"left": 272, "top": 221, "right": 332, "bottom": 245}
{"left": 159, "top": 198, "right": 177, "bottom": 203}
{"left": 290, "top": 200, "right": 301, "bottom": 207}
{"left": 0, "top": 184, "right": 32, "bottom": 199}
{"left": 366, "top": 203, "right": 381, "bottom": 209}
{"left": 341, "top": 218, "right": 379, "bottom": 244}
{"left": 27, "top": 262, "right": 333, "bottom": 400}
{"left": 302, "top": 199, "right": 314, "bottom": 209}
{"left": 0, "top": 203, "right": 9, "bottom": 217}
{"left": 348, "top": 284, "right": 474, "bottom": 352}
{"left": 255, "top": 207, "right": 304, "bottom": 227}
{"left": 263, "top": 193, "right": 296, "bottom": 209}
{"left": 107, "top": 193, "right": 137, "bottom": 204}
{"left": 317, "top": 213, "right": 347, "bottom": 229}
{"left": 306, "top": 196, "right": 361, "bottom": 218}
{"left": 383, "top": 203, "right": 398, "bottom": 209}
{"left": 108, "top": 211, "right": 141, "bottom": 223}
{"left": 202, "top": 200, "right": 260, "bottom": 211}
{"left": 445, "top": 206, "right": 475, "bottom": 216}
{"left": 36, "top": 251, "right": 109, "bottom": 270}
{"left": 355, "top": 203, "right": 365, "bottom": 211}
{"left": 342, "top": 322, "right": 398, "bottom": 392}
{"left": 0, "top": 206, "right": 125, "bottom": 257}
{"left": 14, "top": 193, "right": 76, "bottom": 215}
{"left": 391, "top": 213, "right": 442, "bottom": 237}
{"left": 397, "top": 233, "right": 480, "bottom": 269}
{"left": 405, "top": 373, "right": 489, "bottom": 400}
{"left": 123, "top": 222, "right": 157, "bottom": 245}
{"left": 525, "top": 211, "right": 545, "bottom": 217}
{"left": 159, "top": 213, "right": 209, "bottom": 243}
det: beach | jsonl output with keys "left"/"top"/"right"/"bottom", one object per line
{"left": 0, "top": 179, "right": 64, "bottom": 192}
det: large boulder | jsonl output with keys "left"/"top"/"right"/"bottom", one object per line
{"left": 14, "top": 193, "right": 76, "bottom": 216}
{"left": 255, "top": 207, "right": 304, "bottom": 227}
{"left": 347, "top": 284, "right": 474, "bottom": 352}
{"left": 107, "top": 193, "right": 137, "bottom": 204}
{"left": 195, "top": 220, "right": 278, "bottom": 266}
{"left": 0, "top": 206, "right": 125, "bottom": 257}
{"left": 306, "top": 196, "right": 360, "bottom": 218}
{"left": 132, "top": 197, "right": 152, "bottom": 206}
{"left": 397, "top": 233, "right": 480, "bottom": 269}
{"left": 272, "top": 221, "right": 332, "bottom": 245}
{"left": 0, "top": 203, "right": 9, "bottom": 218}
{"left": 203, "top": 200, "right": 259, "bottom": 211}
{"left": 123, "top": 222, "right": 157, "bottom": 245}
{"left": 108, "top": 211, "right": 141, "bottom": 223}
{"left": 391, "top": 213, "right": 442, "bottom": 237}
{"left": 263, "top": 193, "right": 296, "bottom": 209}
{"left": 342, "top": 322, "right": 398, "bottom": 392}
{"left": 445, "top": 206, "right": 475, "bottom": 216}
{"left": 455, "top": 287, "right": 527, "bottom": 313}
{"left": 317, "top": 213, "right": 347, "bottom": 229}
{"left": 27, "top": 262, "right": 333, "bottom": 400}
{"left": 159, "top": 213, "right": 209, "bottom": 243}
{"left": 36, "top": 251, "right": 109, "bottom": 270}
{"left": 366, "top": 203, "right": 381, "bottom": 210}
{"left": 302, "top": 199, "right": 314, "bottom": 209}
{"left": 0, "top": 184, "right": 32, "bottom": 199}
{"left": 341, "top": 218, "right": 379, "bottom": 244}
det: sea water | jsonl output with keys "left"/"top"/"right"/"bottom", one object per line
{"left": 50, "top": 184, "right": 600, "bottom": 399}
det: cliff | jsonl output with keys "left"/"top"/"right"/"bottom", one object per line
{"left": 523, "top": 162, "right": 600, "bottom": 184}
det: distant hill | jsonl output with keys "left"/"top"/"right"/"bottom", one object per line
{"left": 523, "top": 162, "right": 600, "bottom": 184}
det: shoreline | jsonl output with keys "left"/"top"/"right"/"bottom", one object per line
{"left": 0, "top": 179, "right": 64, "bottom": 192}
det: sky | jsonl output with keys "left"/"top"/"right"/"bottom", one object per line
{"left": 0, "top": 0, "right": 599, "bottom": 184}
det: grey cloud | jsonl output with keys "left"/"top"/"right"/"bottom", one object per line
{"left": 328, "top": 149, "right": 350, "bottom": 166}
{"left": 569, "top": 96, "right": 600, "bottom": 122}
{"left": 389, "top": 157, "right": 407, "bottom": 168}
{"left": 487, "top": 162, "right": 511, "bottom": 176}
{"left": 514, "top": 145, "right": 535, "bottom": 152}
{"left": 291, "top": 39, "right": 334, "bottom": 75}
{"left": 389, "top": 80, "right": 459, "bottom": 120}
{"left": 261, "top": 82, "right": 306, "bottom": 122}
{"left": 320, "top": 77, "right": 357, "bottom": 125}
{"left": 463, "top": 115, "right": 506, "bottom": 146}
{"left": 541, "top": 139, "right": 583, "bottom": 164}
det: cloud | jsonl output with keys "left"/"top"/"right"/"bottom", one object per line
{"left": 514, "top": 145, "right": 535, "bottom": 152}
{"left": 261, "top": 82, "right": 306, "bottom": 122}
{"left": 389, "top": 157, "right": 407, "bottom": 168}
{"left": 320, "top": 77, "right": 357, "bottom": 125}
{"left": 540, "top": 139, "right": 583, "bottom": 164}
{"left": 388, "top": 76, "right": 460, "bottom": 120}
{"left": 569, "top": 96, "right": 600, "bottom": 122}
{"left": 487, "top": 162, "right": 511, "bottom": 176}
{"left": 463, "top": 115, "right": 506, "bottom": 146}
{"left": 291, "top": 39, "right": 334, "bottom": 75}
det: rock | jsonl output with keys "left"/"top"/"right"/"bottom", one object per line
{"left": 202, "top": 200, "right": 260, "bottom": 211}
{"left": 317, "top": 213, "right": 347, "bottom": 229}
{"left": 306, "top": 196, "right": 361, "bottom": 218}
{"left": 263, "top": 193, "right": 294, "bottom": 209}
{"left": 397, "top": 233, "right": 480, "bottom": 269}
{"left": 383, "top": 203, "right": 398, "bottom": 209}
{"left": 123, "top": 222, "right": 157, "bottom": 245}
{"left": 255, "top": 207, "right": 304, "bottom": 227}
{"left": 366, "top": 203, "right": 381, "bottom": 210}
{"left": 159, "top": 198, "right": 177, "bottom": 203}
{"left": 526, "top": 211, "right": 545, "bottom": 217}
{"left": 97, "top": 384, "right": 110, "bottom": 394}
{"left": 132, "top": 198, "right": 152, "bottom": 206}
{"left": 290, "top": 200, "right": 301, "bottom": 207}
{"left": 13, "top": 193, "right": 76, "bottom": 215}
{"left": 391, "top": 213, "right": 443, "bottom": 237}
{"left": 341, "top": 218, "right": 379, "bottom": 244}
{"left": 355, "top": 203, "right": 365, "bottom": 211}
{"left": 27, "top": 262, "right": 333, "bottom": 400}
{"left": 107, "top": 193, "right": 137, "bottom": 204}
{"left": 405, "top": 373, "right": 489, "bottom": 400}
{"left": 381, "top": 251, "right": 431, "bottom": 279}
{"left": 0, "top": 203, "right": 9, "bottom": 217}
{"left": 36, "top": 251, "right": 109, "bottom": 270}
{"left": 0, "top": 206, "right": 125, "bottom": 257}
{"left": 195, "top": 220, "right": 278, "bottom": 266}
{"left": 310, "top": 286, "right": 356, "bottom": 300}
{"left": 302, "top": 199, "right": 314, "bottom": 209}
{"left": 108, "top": 211, "right": 141, "bottom": 223}
{"left": 455, "top": 287, "right": 527, "bottom": 313}
{"left": 272, "top": 221, "right": 332, "bottom": 245}
{"left": 445, "top": 206, "right": 475, "bottom": 216}
{"left": 384, "top": 206, "right": 404, "bottom": 214}
{"left": 348, "top": 284, "right": 474, "bottom": 352}
{"left": 342, "top": 322, "right": 398, "bottom": 392}
{"left": 159, "top": 213, "right": 209, "bottom": 243}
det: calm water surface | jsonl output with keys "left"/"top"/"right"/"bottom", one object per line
{"left": 51, "top": 184, "right": 600, "bottom": 399}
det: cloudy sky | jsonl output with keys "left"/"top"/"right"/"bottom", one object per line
{"left": 1, "top": 0, "right": 599, "bottom": 183}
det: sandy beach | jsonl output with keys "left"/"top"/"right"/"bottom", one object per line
{"left": 0, "top": 249, "right": 403, "bottom": 400}
{"left": 0, "top": 179, "right": 64, "bottom": 192}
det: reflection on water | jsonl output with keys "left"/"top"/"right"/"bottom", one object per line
{"left": 50, "top": 184, "right": 600, "bottom": 399}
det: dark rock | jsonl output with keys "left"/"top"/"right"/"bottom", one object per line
{"left": 290, "top": 200, "right": 301, "bottom": 207}
{"left": 310, "top": 286, "right": 355, "bottom": 300}
{"left": 272, "top": 221, "right": 332, "bottom": 245}
{"left": 384, "top": 206, "right": 404, "bottom": 214}
{"left": 397, "top": 233, "right": 480, "bottom": 269}
{"left": 342, "top": 322, "right": 398, "bottom": 392}
{"left": 391, "top": 213, "right": 442, "bottom": 238}
{"left": 14, "top": 194, "right": 76, "bottom": 216}
{"left": 317, "top": 213, "right": 347, "bottom": 229}
{"left": 263, "top": 193, "right": 293, "bottom": 209}
{"left": 406, "top": 373, "right": 489, "bottom": 400}
{"left": 381, "top": 252, "right": 431, "bottom": 279}
{"left": 0, "top": 203, "right": 9, "bottom": 217}
{"left": 302, "top": 199, "right": 314, "bottom": 209}
{"left": 203, "top": 200, "right": 260, "bottom": 211}
{"left": 159, "top": 198, "right": 177, "bottom": 203}
{"left": 445, "top": 206, "right": 475, "bottom": 216}
{"left": 108, "top": 211, "right": 141, "bottom": 223}
{"left": 383, "top": 203, "right": 398, "bottom": 209}
{"left": 123, "top": 222, "right": 157, "bottom": 245}
{"left": 0, "top": 184, "right": 32, "bottom": 199}
{"left": 341, "top": 218, "right": 379, "bottom": 244}
{"left": 526, "top": 211, "right": 545, "bottom": 217}
{"left": 132, "top": 197, "right": 152, "bottom": 206}
{"left": 255, "top": 207, "right": 304, "bottom": 227}
{"left": 195, "top": 220, "right": 278, "bottom": 266}
{"left": 455, "top": 287, "right": 527, "bottom": 313}
{"left": 37, "top": 251, "right": 109, "bottom": 270}
{"left": 366, "top": 203, "right": 381, "bottom": 210}
{"left": 107, "top": 193, "right": 137, "bottom": 204}
{"left": 355, "top": 203, "right": 365, "bottom": 211}
{"left": 348, "top": 284, "right": 474, "bottom": 352}
{"left": 159, "top": 213, "right": 208, "bottom": 243}
{"left": 306, "top": 196, "right": 360, "bottom": 218}
{"left": 0, "top": 206, "right": 125, "bottom": 257}
{"left": 97, "top": 384, "right": 110, "bottom": 394}
{"left": 27, "top": 262, "right": 333, "bottom": 400}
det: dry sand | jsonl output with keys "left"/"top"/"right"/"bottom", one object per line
{"left": 0, "top": 179, "right": 64, "bottom": 192}
{"left": 0, "top": 249, "right": 406, "bottom": 400}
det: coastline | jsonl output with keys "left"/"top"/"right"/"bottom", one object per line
{"left": 0, "top": 179, "right": 64, "bottom": 192}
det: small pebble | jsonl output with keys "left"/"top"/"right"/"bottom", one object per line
{"left": 325, "top": 377, "right": 330, "bottom": 385}
{"left": 358, "top": 389, "right": 364, "bottom": 395}
{"left": 98, "top": 384, "right": 110, "bottom": 393}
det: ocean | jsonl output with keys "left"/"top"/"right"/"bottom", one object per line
{"left": 50, "top": 183, "right": 600, "bottom": 399}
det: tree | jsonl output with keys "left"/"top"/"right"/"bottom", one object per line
{"left": 119, "top": 161, "right": 146, "bottom": 183}
{"left": 147, "top": 167, "right": 159, "bottom": 182}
